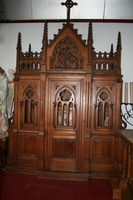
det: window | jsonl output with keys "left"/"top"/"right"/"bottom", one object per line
{"left": 96, "top": 89, "right": 111, "bottom": 128}
{"left": 55, "top": 88, "right": 75, "bottom": 127}
{"left": 23, "top": 89, "right": 37, "bottom": 124}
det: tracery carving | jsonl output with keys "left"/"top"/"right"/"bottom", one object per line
{"left": 99, "top": 91, "right": 108, "bottom": 101}
{"left": 25, "top": 90, "right": 34, "bottom": 99}
{"left": 60, "top": 89, "right": 71, "bottom": 101}
{"left": 51, "top": 37, "right": 81, "bottom": 69}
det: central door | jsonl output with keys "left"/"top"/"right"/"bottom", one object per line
{"left": 47, "top": 79, "right": 81, "bottom": 173}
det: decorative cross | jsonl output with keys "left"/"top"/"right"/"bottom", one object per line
{"left": 61, "top": 0, "right": 78, "bottom": 24}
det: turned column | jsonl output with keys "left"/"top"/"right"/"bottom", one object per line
{"left": 127, "top": 145, "right": 131, "bottom": 180}
{"left": 121, "top": 140, "right": 128, "bottom": 178}
{"left": 129, "top": 146, "right": 133, "bottom": 183}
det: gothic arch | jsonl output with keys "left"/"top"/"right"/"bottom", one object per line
{"left": 54, "top": 86, "right": 76, "bottom": 127}
{"left": 21, "top": 86, "right": 38, "bottom": 126}
{"left": 95, "top": 87, "right": 113, "bottom": 128}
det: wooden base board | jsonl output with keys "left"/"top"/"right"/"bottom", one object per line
{"left": 5, "top": 165, "right": 119, "bottom": 181}
{"left": 5, "top": 165, "right": 90, "bottom": 181}
{"left": 38, "top": 171, "right": 90, "bottom": 181}
{"left": 89, "top": 171, "right": 118, "bottom": 180}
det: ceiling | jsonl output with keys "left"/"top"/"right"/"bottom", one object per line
{"left": 0, "top": 0, "right": 133, "bottom": 22}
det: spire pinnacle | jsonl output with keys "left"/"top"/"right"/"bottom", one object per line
{"left": 117, "top": 32, "right": 122, "bottom": 50}
{"left": 88, "top": 21, "right": 93, "bottom": 45}
{"left": 17, "top": 32, "right": 22, "bottom": 50}
{"left": 28, "top": 43, "right": 31, "bottom": 53}
{"left": 42, "top": 21, "right": 48, "bottom": 45}
{"left": 110, "top": 44, "right": 114, "bottom": 57}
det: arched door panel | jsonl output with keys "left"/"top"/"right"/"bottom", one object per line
{"left": 47, "top": 80, "right": 81, "bottom": 172}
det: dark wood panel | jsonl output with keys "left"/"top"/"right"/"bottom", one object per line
{"left": 65, "top": 139, "right": 75, "bottom": 159}
{"left": 52, "top": 139, "right": 75, "bottom": 159}
{"left": 52, "top": 139, "right": 63, "bottom": 158}
{"left": 18, "top": 132, "right": 38, "bottom": 158}
{"left": 90, "top": 136, "right": 114, "bottom": 164}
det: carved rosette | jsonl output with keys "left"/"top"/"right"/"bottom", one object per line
{"left": 51, "top": 37, "right": 82, "bottom": 69}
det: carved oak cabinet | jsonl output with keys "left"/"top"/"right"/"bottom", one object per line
{"left": 7, "top": 22, "right": 123, "bottom": 179}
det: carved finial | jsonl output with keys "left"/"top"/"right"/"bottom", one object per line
{"left": 61, "top": 0, "right": 78, "bottom": 24}
{"left": 110, "top": 44, "right": 114, "bottom": 57}
{"left": 42, "top": 21, "right": 48, "bottom": 45}
{"left": 88, "top": 21, "right": 93, "bottom": 45}
{"left": 28, "top": 43, "right": 31, "bottom": 53}
{"left": 17, "top": 32, "right": 22, "bottom": 50}
{"left": 117, "top": 32, "right": 122, "bottom": 50}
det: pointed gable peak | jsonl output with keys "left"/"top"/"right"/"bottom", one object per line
{"left": 49, "top": 22, "right": 86, "bottom": 46}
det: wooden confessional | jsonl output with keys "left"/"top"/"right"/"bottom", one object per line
{"left": 7, "top": 21, "right": 123, "bottom": 180}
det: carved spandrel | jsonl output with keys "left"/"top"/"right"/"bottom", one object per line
{"left": 51, "top": 37, "right": 82, "bottom": 69}
{"left": 21, "top": 85, "right": 38, "bottom": 94}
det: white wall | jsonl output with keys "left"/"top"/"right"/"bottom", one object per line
{"left": 0, "top": 22, "right": 133, "bottom": 128}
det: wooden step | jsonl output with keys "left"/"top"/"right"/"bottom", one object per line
{"left": 109, "top": 178, "right": 125, "bottom": 199}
